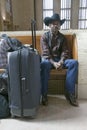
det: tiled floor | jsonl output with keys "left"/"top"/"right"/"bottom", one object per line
{"left": 0, "top": 96, "right": 87, "bottom": 130}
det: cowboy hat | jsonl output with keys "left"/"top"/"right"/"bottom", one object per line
{"left": 44, "top": 13, "right": 65, "bottom": 26}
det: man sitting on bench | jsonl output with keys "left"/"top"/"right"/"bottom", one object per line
{"left": 40, "top": 13, "right": 78, "bottom": 107}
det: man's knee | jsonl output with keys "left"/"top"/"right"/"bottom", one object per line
{"left": 64, "top": 59, "right": 78, "bottom": 68}
{"left": 71, "top": 59, "right": 78, "bottom": 67}
{"left": 41, "top": 59, "right": 51, "bottom": 70}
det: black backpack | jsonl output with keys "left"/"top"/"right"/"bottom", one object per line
{"left": 0, "top": 71, "right": 10, "bottom": 119}
{"left": 0, "top": 71, "right": 8, "bottom": 96}
{"left": 0, "top": 94, "right": 10, "bottom": 119}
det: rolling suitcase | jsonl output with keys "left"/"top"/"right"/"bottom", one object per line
{"left": 8, "top": 20, "right": 41, "bottom": 118}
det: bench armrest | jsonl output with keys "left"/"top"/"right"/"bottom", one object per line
{"left": 72, "top": 33, "right": 78, "bottom": 60}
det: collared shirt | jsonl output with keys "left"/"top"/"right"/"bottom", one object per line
{"left": 0, "top": 39, "right": 10, "bottom": 68}
{"left": 40, "top": 31, "right": 71, "bottom": 64}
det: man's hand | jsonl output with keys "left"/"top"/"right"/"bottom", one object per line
{"left": 53, "top": 61, "right": 62, "bottom": 70}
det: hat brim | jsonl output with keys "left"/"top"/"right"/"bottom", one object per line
{"left": 60, "top": 19, "right": 66, "bottom": 26}
{"left": 43, "top": 17, "right": 52, "bottom": 26}
{"left": 44, "top": 17, "right": 65, "bottom": 26}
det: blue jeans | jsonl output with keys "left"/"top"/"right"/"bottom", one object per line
{"left": 40, "top": 58, "right": 78, "bottom": 95}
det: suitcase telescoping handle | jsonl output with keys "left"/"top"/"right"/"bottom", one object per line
{"left": 31, "top": 19, "right": 36, "bottom": 51}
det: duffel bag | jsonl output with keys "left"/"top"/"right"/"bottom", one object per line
{"left": 0, "top": 94, "right": 10, "bottom": 119}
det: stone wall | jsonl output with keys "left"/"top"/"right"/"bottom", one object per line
{"left": 76, "top": 31, "right": 87, "bottom": 99}
{"left": 61, "top": 30, "right": 87, "bottom": 99}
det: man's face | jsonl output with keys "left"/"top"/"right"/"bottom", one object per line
{"left": 49, "top": 21, "right": 60, "bottom": 35}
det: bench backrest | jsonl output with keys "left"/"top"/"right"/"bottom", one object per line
{"left": 11, "top": 33, "right": 78, "bottom": 60}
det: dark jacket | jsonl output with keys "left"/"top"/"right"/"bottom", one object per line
{"left": 40, "top": 31, "right": 71, "bottom": 64}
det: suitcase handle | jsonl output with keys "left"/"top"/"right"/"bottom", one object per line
{"left": 21, "top": 77, "right": 29, "bottom": 93}
{"left": 31, "top": 19, "right": 36, "bottom": 50}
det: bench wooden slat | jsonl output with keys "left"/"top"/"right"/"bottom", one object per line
{"left": 50, "top": 69, "right": 66, "bottom": 80}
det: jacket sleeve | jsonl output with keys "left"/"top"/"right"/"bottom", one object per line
{"left": 40, "top": 33, "right": 51, "bottom": 59}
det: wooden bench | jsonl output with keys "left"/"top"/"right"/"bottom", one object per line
{"left": 0, "top": 32, "right": 78, "bottom": 95}
{"left": 10, "top": 33, "right": 78, "bottom": 95}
